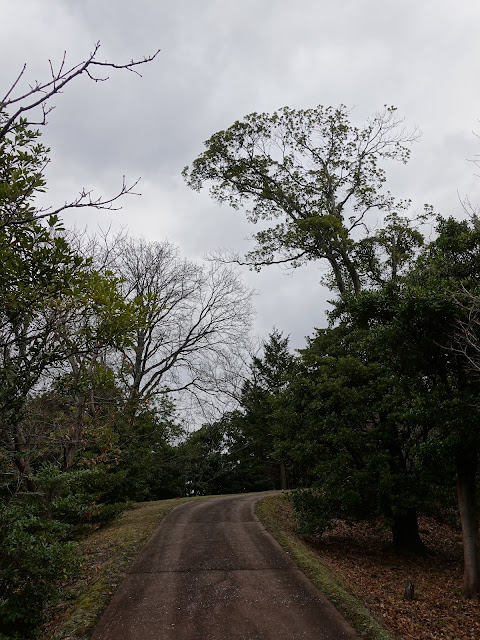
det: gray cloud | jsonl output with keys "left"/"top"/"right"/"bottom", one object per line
{"left": 2, "top": 0, "right": 480, "bottom": 348}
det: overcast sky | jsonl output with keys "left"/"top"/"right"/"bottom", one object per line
{"left": 2, "top": 0, "right": 480, "bottom": 349}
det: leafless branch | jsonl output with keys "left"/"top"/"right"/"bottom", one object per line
{"left": 0, "top": 177, "right": 142, "bottom": 230}
{"left": 450, "top": 286, "right": 480, "bottom": 374}
{"left": 0, "top": 42, "right": 160, "bottom": 140}
{"left": 206, "top": 247, "right": 309, "bottom": 270}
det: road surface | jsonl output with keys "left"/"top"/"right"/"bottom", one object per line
{"left": 91, "top": 493, "right": 360, "bottom": 639}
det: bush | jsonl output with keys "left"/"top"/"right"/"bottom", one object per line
{"left": 34, "top": 464, "right": 127, "bottom": 528}
{"left": 290, "top": 488, "right": 336, "bottom": 536}
{"left": 0, "top": 464, "right": 127, "bottom": 638}
{"left": 0, "top": 503, "right": 79, "bottom": 639}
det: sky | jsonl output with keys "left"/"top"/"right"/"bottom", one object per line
{"left": 1, "top": 0, "right": 480, "bottom": 349}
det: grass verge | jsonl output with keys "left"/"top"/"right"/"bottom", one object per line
{"left": 255, "top": 493, "right": 394, "bottom": 640}
{"left": 40, "top": 497, "right": 196, "bottom": 640}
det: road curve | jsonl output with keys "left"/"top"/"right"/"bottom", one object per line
{"left": 91, "top": 493, "right": 359, "bottom": 640}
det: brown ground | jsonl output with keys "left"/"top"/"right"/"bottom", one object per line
{"left": 296, "top": 511, "right": 480, "bottom": 640}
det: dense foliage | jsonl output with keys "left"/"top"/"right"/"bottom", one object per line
{"left": 191, "top": 215, "right": 480, "bottom": 594}
{"left": 186, "top": 104, "right": 480, "bottom": 599}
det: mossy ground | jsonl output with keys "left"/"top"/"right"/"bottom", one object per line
{"left": 40, "top": 497, "right": 196, "bottom": 640}
{"left": 255, "top": 493, "right": 394, "bottom": 640}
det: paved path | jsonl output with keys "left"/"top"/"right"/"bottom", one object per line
{"left": 91, "top": 493, "right": 359, "bottom": 639}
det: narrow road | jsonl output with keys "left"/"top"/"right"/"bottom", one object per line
{"left": 91, "top": 493, "right": 360, "bottom": 639}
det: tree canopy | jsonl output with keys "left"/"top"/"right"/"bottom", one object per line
{"left": 184, "top": 104, "right": 418, "bottom": 294}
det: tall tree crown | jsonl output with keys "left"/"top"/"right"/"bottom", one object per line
{"left": 184, "top": 104, "right": 417, "bottom": 294}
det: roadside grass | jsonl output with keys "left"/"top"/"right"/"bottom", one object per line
{"left": 40, "top": 497, "right": 196, "bottom": 640}
{"left": 255, "top": 493, "right": 394, "bottom": 640}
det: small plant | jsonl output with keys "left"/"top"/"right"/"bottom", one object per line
{"left": 290, "top": 488, "right": 336, "bottom": 536}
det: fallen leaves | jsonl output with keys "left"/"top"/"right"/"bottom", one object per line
{"left": 306, "top": 515, "right": 480, "bottom": 640}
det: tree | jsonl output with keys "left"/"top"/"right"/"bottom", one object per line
{"left": 0, "top": 212, "right": 91, "bottom": 489}
{"left": 1, "top": 43, "right": 160, "bottom": 227}
{"left": 284, "top": 318, "right": 440, "bottom": 553}
{"left": 179, "top": 410, "right": 275, "bottom": 496}
{"left": 108, "top": 237, "right": 253, "bottom": 420}
{"left": 179, "top": 420, "right": 234, "bottom": 496}
{"left": 240, "top": 329, "right": 295, "bottom": 489}
{"left": 183, "top": 104, "right": 417, "bottom": 294}
{"left": 405, "top": 217, "right": 480, "bottom": 598}
{"left": 55, "top": 269, "right": 136, "bottom": 470}
{"left": 0, "top": 45, "right": 161, "bottom": 635}
{"left": 0, "top": 42, "right": 160, "bottom": 489}
{"left": 0, "top": 120, "right": 139, "bottom": 486}
{"left": 335, "top": 216, "right": 480, "bottom": 596}
{"left": 101, "top": 395, "right": 184, "bottom": 502}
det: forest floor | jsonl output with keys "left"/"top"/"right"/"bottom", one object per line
{"left": 256, "top": 494, "right": 480, "bottom": 640}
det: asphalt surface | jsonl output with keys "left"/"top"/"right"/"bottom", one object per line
{"left": 91, "top": 493, "right": 360, "bottom": 639}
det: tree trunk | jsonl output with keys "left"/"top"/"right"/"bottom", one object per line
{"left": 129, "top": 329, "right": 146, "bottom": 402}
{"left": 456, "top": 452, "right": 480, "bottom": 599}
{"left": 280, "top": 461, "right": 287, "bottom": 491}
{"left": 391, "top": 507, "right": 429, "bottom": 554}
{"left": 13, "top": 423, "right": 36, "bottom": 492}
{"left": 63, "top": 392, "right": 86, "bottom": 470}
{"left": 13, "top": 455, "right": 36, "bottom": 492}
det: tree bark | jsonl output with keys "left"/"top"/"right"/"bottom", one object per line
{"left": 63, "top": 392, "right": 86, "bottom": 470}
{"left": 129, "top": 329, "right": 146, "bottom": 402}
{"left": 13, "top": 423, "right": 37, "bottom": 492}
{"left": 391, "top": 507, "right": 429, "bottom": 554}
{"left": 456, "top": 452, "right": 480, "bottom": 599}
{"left": 13, "top": 455, "right": 36, "bottom": 492}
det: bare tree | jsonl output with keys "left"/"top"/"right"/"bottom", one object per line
{"left": 108, "top": 237, "right": 253, "bottom": 421}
